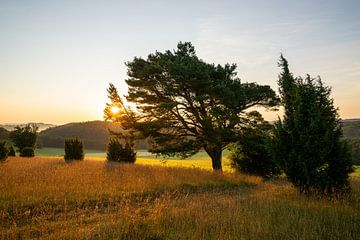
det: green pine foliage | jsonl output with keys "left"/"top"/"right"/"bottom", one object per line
{"left": 271, "top": 55, "right": 353, "bottom": 195}
{"left": 0, "top": 141, "right": 8, "bottom": 161}
{"left": 106, "top": 138, "right": 136, "bottom": 163}
{"left": 64, "top": 138, "right": 84, "bottom": 161}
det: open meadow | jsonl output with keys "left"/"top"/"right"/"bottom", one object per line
{"left": 0, "top": 157, "right": 359, "bottom": 240}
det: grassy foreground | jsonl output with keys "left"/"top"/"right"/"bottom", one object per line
{"left": 0, "top": 157, "right": 360, "bottom": 240}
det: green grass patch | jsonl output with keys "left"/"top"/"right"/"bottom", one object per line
{"left": 35, "top": 147, "right": 103, "bottom": 157}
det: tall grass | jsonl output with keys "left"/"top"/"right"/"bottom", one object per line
{"left": 0, "top": 157, "right": 359, "bottom": 239}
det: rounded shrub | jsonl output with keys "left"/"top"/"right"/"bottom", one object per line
{"left": 229, "top": 130, "right": 280, "bottom": 178}
{"left": 107, "top": 138, "right": 136, "bottom": 163}
{"left": 64, "top": 138, "right": 84, "bottom": 162}
{"left": 0, "top": 141, "right": 8, "bottom": 161}
{"left": 20, "top": 147, "right": 35, "bottom": 157}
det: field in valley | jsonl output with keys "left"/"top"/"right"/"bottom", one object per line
{"left": 35, "top": 148, "right": 233, "bottom": 171}
{"left": 0, "top": 156, "right": 359, "bottom": 240}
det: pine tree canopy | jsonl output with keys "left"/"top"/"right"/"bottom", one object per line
{"left": 106, "top": 42, "right": 279, "bottom": 171}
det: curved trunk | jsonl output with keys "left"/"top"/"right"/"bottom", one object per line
{"left": 204, "top": 146, "right": 222, "bottom": 171}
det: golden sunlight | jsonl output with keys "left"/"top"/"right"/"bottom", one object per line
{"left": 111, "top": 106, "right": 120, "bottom": 114}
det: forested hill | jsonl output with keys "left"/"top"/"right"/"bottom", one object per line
{"left": 38, "top": 121, "right": 149, "bottom": 150}
{"left": 342, "top": 119, "right": 360, "bottom": 138}
{"left": 0, "top": 127, "right": 9, "bottom": 140}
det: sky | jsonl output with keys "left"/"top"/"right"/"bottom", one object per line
{"left": 1, "top": 0, "right": 359, "bottom": 124}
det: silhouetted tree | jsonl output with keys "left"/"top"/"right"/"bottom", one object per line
{"left": 106, "top": 42, "right": 279, "bottom": 171}
{"left": 9, "top": 124, "right": 38, "bottom": 156}
{"left": 271, "top": 55, "right": 353, "bottom": 195}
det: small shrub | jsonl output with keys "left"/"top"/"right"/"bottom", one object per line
{"left": 64, "top": 138, "right": 84, "bottom": 161}
{"left": 20, "top": 147, "right": 35, "bottom": 157}
{"left": 107, "top": 138, "right": 136, "bottom": 163}
{"left": 107, "top": 138, "right": 123, "bottom": 162}
{"left": 0, "top": 141, "right": 8, "bottom": 161}
{"left": 122, "top": 142, "right": 136, "bottom": 163}
{"left": 8, "top": 146, "right": 16, "bottom": 157}
{"left": 229, "top": 129, "right": 280, "bottom": 178}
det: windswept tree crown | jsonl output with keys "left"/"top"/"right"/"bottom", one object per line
{"left": 124, "top": 42, "right": 278, "bottom": 160}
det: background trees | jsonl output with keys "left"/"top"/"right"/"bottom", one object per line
{"left": 271, "top": 55, "right": 353, "bottom": 194}
{"left": 112, "top": 42, "right": 278, "bottom": 171}
{"left": 9, "top": 124, "right": 38, "bottom": 157}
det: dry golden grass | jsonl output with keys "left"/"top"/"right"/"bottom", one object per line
{"left": 0, "top": 157, "right": 359, "bottom": 240}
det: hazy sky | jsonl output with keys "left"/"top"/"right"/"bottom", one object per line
{"left": 1, "top": 0, "right": 359, "bottom": 124}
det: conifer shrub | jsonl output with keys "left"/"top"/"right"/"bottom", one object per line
{"left": 64, "top": 138, "right": 84, "bottom": 162}
{"left": 0, "top": 141, "right": 8, "bottom": 161}
{"left": 8, "top": 146, "right": 16, "bottom": 157}
{"left": 20, "top": 147, "right": 35, "bottom": 157}
{"left": 271, "top": 55, "right": 353, "bottom": 195}
{"left": 107, "top": 138, "right": 122, "bottom": 162}
{"left": 122, "top": 142, "right": 136, "bottom": 163}
{"left": 107, "top": 138, "right": 136, "bottom": 163}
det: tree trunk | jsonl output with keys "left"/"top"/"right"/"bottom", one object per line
{"left": 204, "top": 146, "right": 223, "bottom": 172}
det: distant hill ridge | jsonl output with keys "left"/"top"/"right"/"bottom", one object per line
{"left": 1, "top": 119, "right": 360, "bottom": 150}
{"left": 38, "top": 120, "right": 149, "bottom": 150}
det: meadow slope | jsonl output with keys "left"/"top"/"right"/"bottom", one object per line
{"left": 0, "top": 157, "right": 359, "bottom": 240}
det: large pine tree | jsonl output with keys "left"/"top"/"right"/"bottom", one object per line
{"left": 106, "top": 42, "right": 279, "bottom": 171}
{"left": 272, "top": 55, "right": 353, "bottom": 194}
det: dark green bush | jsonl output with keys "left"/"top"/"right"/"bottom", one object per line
{"left": 20, "top": 147, "right": 35, "bottom": 157}
{"left": 0, "top": 141, "right": 8, "bottom": 161}
{"left": 8, "top": 146, "right": 16, "bottom": 157}
{"left": 122, "top": 142, "right": 136, "bottom": 163}
{"left": 229, "top": 129, "right": 280, "bottom": 178}
{"left": 64, "top": 138, "right": 84, "bottom": 161}
{"left": 107, "top": 138, "right": 122, "bottom": 162}
{"left": 107, "top": 138, "right": 136, "bottom": 163}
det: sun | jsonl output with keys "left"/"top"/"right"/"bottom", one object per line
{"left": 110, "top": 106, "right": 120, "bottom": 114}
